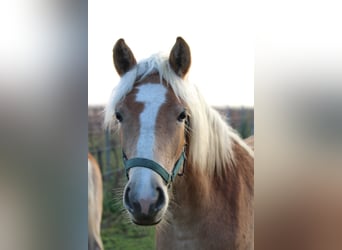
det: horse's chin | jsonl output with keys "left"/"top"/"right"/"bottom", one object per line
{"left": 132, "top": 218, "right": 162, "bottom": 226}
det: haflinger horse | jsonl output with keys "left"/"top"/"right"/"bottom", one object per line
{"left": 88, "top": 153, "right": 103, "bottom": 250}
{"left": 105, "top": 37, "right": 254, "bottom": 250}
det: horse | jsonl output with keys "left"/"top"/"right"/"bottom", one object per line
{"left": 88, "top": 153, "right": 104, "bottom": 250}
{"left": 245, "top": 135, "right": 254, "bottom": 151}
{"left": 105, "top": 37, "right": 254, "bottom": 250}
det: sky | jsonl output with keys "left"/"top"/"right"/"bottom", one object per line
{"left": 88, "top": 0, "right": 254, "bottom": 107}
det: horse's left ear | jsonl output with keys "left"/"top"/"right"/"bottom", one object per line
{"left": 169, "top": 37, "right": 191, "bottom": 78}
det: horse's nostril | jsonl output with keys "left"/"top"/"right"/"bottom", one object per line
{"left": 155, "top": 187, "right": 166, "bottom": 211}
{"left": 124, "top": 187, "right": 134, "bottom": 213}
{"left": 132, "top": 201, "right": 142, "bottom": 213}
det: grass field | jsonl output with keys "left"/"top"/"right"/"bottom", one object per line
{"left": 101, "top": 219, "right": 155, "bottom": 250}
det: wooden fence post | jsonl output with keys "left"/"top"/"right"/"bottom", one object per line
{"left": 105, "top": 128, "right": 111, "bottom": 175}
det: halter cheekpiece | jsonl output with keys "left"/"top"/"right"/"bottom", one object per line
{"left": 122, "top": 149, "right": 186, "bottom": 186}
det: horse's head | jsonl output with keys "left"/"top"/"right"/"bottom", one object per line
{"left": 111, "top": 37, "right": 191, "bottom": 225}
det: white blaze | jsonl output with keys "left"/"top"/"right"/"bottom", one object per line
{"left": 129, "top": 83, "right": 167, "bottom": 188}
{"left": 135, "top": 83, "right": 167, "bottom": 158}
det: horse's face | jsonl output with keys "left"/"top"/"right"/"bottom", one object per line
{"left": 116, "top": 78, "right": 187, "bottom": 225}
{"left": 112, "top": 37, "right": 191, "bottom": 225}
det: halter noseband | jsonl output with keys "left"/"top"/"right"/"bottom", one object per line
{"left": 122, "top": 149, "right": 186, "bottom": 185}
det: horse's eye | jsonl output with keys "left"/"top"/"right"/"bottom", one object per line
{"left": 115, "top": 112, "right": 123, "bottom": 122}
{"left": 177, "top": 110, "right": 187, "bottom": 122}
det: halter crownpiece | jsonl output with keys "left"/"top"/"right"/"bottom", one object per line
{"left": 122, "top": 149, "right": 186, "bottom": 185}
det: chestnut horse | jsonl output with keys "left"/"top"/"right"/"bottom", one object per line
{"left": 88, "top": 153, "right": 103, "bottom": 250}
{"left": 105, "top": 37, "right": 254, "bottom": 249}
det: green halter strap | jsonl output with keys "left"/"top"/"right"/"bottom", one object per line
{"left": 122, "top": 150, "right": 186, "bottom": 185}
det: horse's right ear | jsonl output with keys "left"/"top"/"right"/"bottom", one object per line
{"left": 113, "top": 39, "right": 137, "bottom": 76}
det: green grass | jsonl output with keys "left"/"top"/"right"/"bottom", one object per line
{"left": 102, "top": 221, "right": 155, "bottom": 250}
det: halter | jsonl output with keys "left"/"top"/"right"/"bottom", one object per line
{"left": 122, "top": 149, "right": 186, "bottom": 186}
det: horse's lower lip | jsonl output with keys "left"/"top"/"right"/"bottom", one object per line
{"left": 132, "top": 218, "right": 162, "bottom": 226}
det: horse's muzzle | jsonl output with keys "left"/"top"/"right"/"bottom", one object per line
{"left": 124, "top": 185, "right": 166, "bottom": 225}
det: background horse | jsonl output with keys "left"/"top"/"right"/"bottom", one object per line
{"left": 105, "top": 37, "right": 254, "bottom": 249}
{"left": 88, "top": 153, "right": 103, "bottom": 250}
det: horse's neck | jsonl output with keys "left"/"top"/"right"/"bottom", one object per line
{"left": 156, "top": 139, "right": 254, "bottom": 250}
{"left": 156, "top": 168, "right": 216, "bottom": 249}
